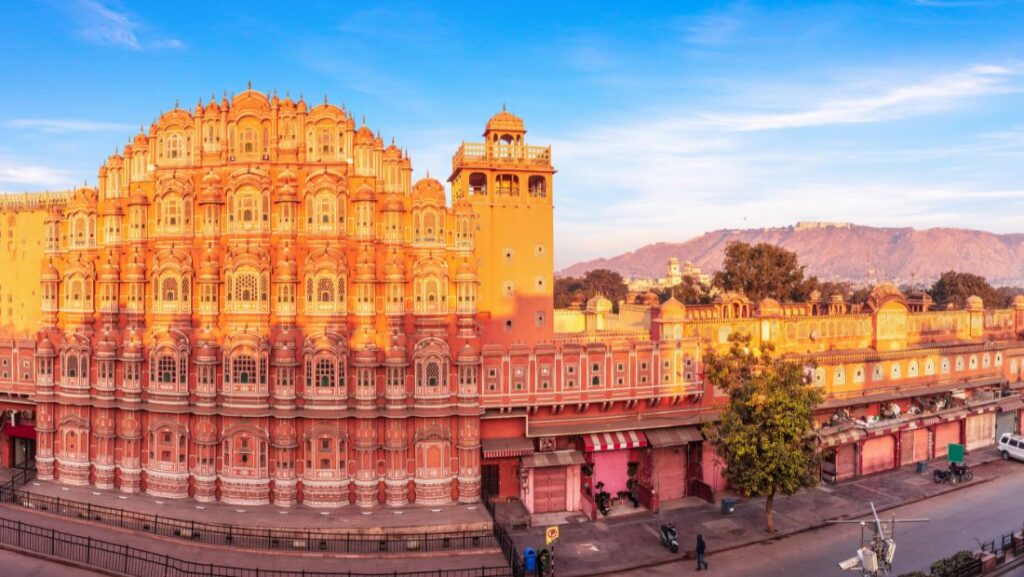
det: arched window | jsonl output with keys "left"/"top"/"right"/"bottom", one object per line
{"left": 426, "top": 362, "right": 440, "bottom": 387}
{"left": 528, "top": 176, "right": 546, "bottom": 197}
{"left": 315, "top": 358, "right": 335, "bottom": 387}
{"left": 233, "top": 354, "right": 256, "bottom": 385}
{"left": 162, "top": 276, "right": 178, "bottom": 302}
{"left": 157, "top": 354, "right": 177, "bottom": 383}
{"left": 317, "top": 277, "right": 334, "bottom": 303}
{"left": 166, "top": 133, "right": 183, "bottom": 160}
{"left": 66, "top": 356, "right": 78, "bottom": 379}
{"left": 240, "top": 127, "right": 257, "bottom": 157}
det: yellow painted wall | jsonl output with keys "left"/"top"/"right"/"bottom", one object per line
{"left": 0, "top": 204, "right": 51, "bottom": 336}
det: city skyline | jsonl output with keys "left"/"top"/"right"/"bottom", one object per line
{"left": 1, "top": 1, "right": 1023, "bottom": 266}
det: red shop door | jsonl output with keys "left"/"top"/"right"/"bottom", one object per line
{"left": 653, "top": 447, "right": 686, "bottom": 501}
{"left": 533, "top": 467, "right": 567, "bottom": 513}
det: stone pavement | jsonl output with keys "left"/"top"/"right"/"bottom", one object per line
{"left": 0, "top": 503, "right": 509, "bottom": 574}
{"left": 509, "top": 447, "right": 1007, "bottom": 577}
{"left": 15, "top": 475, "right": 492, "bottom": 534}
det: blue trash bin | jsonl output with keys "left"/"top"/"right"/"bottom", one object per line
{"left": 721, "top": 498, "right": 736, "bottom": 515}
{"left": 523, "top": 547, "right": 537, "bottom": 573}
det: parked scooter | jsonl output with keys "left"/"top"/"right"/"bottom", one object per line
{"left": 932, "top": 467, "right": 959, "bottom": 485}
{"left": 627, "top": 479, "right": 641, "bottom": 508}
{"left": 659, "top": 523, "right": 680, "bottom": 553}
{"left": 595, "top": 482, "right": 612, "bottom": 516}
{"left": 950, "top": 462, "right": 973, "bottom": 482}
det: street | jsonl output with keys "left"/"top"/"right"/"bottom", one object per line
{"left": 609, "top": 459, "right": 1024, "bottom": 576}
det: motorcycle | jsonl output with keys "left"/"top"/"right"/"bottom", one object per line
{"left": 659, "top": 523, "right": 680, "bottom": 553}
{"left": 933, "top": 466, "right": 961, "bottom": 485}
{"left": 595, "top": 481, "right": 612, "bottom": 516}
{"left": 950, "top": 462, "right": 973, "bottom": 482}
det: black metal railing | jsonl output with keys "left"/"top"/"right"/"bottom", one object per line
{"left": 481, "top": 491, "right": 524, "bottom": 577}
{"left": 0, "top": 517, "right": 514, "bottom": 577}
{"left": 0, "top": 476, "right": 498, "bottom": 555}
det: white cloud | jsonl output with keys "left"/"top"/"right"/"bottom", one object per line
{"left": 5, "top": 118, "right": 134, "bottom": 133}
{"left": 0, "top": 160, "right": 75, "bottom": 191}
{"left": 705, "top": 65, "right": 1022, "bottom": 131}
{"left": 682, "top": 13, "right": 743, "bottom": 46}
{"left": 66, "top": 0, "right": 183, "bottom": 50}
{"left": 543, "top": 64, "right": 1024, "bottom": 266}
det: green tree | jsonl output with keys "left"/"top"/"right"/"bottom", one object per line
{"left": 712, "top": 242, "right": 814, "bottom": 302}
{"left": 703, "top": 333, "right": 822, "bottom": 533}
{"left": 928, "top": 271, "right": 1000, "bottom": 309}
{"left": 580, "top": 269, "right": 628, "bottom": 309}
{"left": 660, "top": 274, "right": 714, "bottom": 305}
{"left": 554, "top": 276, "right": 584, "bottom": 308}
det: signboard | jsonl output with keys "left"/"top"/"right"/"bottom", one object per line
{"left": 545, "top": 526, "right": 560, "bottom": 545}
{"left": 948, "top": 443, "right": 965, "bottom": 464}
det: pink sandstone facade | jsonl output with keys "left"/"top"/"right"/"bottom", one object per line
{"left": 0, "top": 89, "right": 1022, "bottom": 520}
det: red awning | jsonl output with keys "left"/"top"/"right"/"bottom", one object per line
{"left": 481, "top": 437, "right": 534, "bottom": 459}
{"left": 2, "top": 424, "right": 36, "bottom": 440}
{"left": 583, "top": 431, "right": 648, "bottom": 452}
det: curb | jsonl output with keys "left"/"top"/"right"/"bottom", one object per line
{"left": 576, "top": 465, "right": 999, "bottom": 577}
{"left": 0, "top": 503, "right": 503, "bottom": 560}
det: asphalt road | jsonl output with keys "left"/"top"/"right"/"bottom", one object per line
{"left": 0, "top": 548, "right": 104, "bottom": 577}
{"left": 610, "top": 459, "right": 1024, "bottom": 577}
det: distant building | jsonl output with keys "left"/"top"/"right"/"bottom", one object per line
{"left": 626, "top": 257, "right": 710, "bottom": 292}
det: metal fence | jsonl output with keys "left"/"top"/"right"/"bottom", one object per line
{"left": 0, "top": 475, "right": 498, "bottom": 555}
{"left": 0, "top": 517, "right": 514, "bottom": 577}
{"left": 480, "top": 491, "right": 524, "bottom": 577}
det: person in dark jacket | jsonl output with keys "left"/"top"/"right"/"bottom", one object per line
{"left": 696, "top": 533, "right": 708, "bottom": 571}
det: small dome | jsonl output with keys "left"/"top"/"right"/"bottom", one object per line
{"left": 37, "top": 338, "right": 55, "bottom": 356}
{"left": 382, "top": 194, "right": 404, "bottom": 212}
{"left": 42, "top": 261, "right": 59, "bottom": 281}
{"left": 1013, "top": 295, "right": 1024, "bottom": 309}
{"left": 355, "top": 125, "right": 375, "bottom": 145}
{"left": 660, "top": 297, "right": 686, "bottom": 320}
{"left": 966, "top": 295, "right": 984, "bottom": 311}
{"left": 459, "top": 340, "right": 480, "bottom": 361}
{"left": 586, "top": 294, "right": 613, "bottom": 314}
{"left": 412, "top": 177, "right": 446, "bottom": 202}
{"left": 485, "top": 107, "right": 525, "bottom": 134}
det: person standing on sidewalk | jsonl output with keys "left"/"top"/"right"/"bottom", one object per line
{"left": 696, "top": 534, "right": 708, "bottom": 571}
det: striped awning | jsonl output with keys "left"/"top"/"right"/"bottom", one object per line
{"left": 645, "top": 426, "right": 703, "bottom": 448}
{"left": 481, "top": 437, "right": 535, "bottom": 459}
{"left": 818, "top": 428, "right": 866, "bottom": 448}
{"left": 1000, "top": 396, "right": 1024, "bottom": 413}
{"left": 521, "top": 450, "right": 586, "bottom": 469}
{"left": 583, "top": 431, "right": 648, "bottom": 452}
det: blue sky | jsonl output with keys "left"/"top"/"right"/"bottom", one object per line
{"left": 1, "top": 1, "right": 1024, "bottom": 267}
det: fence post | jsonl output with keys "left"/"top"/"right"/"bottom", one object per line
{"left": 86, "top": 536, "right": 91, "bottom": 564}
{"left": 50, "top": 527, "right": 55, "bottom": 555}
{"left": 123, "top": 544, "right": 129, "bottom": 573}
{"left": 120, "top": 507, "right": 124, "bottom": 528}
{"left": 17, "top": 520, "right": 21, "bottom": 547}
{"left": 164, "top": 553, "right": 170, "bottom": 577}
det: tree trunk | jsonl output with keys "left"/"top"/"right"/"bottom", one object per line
{"left": 765, "top": 492, "right": 776, "bottom": 533}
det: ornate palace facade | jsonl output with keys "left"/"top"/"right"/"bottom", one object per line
{"left": 1, "top": 88, "right": 1024, "bottom": 517}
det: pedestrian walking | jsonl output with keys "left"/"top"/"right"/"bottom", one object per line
{"left": 696, "top": 533, "right": 708, "bottom": 571}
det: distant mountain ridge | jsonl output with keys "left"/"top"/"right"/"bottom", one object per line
{"left": 560, "top": 224, "right": 1024, "bottom": 286}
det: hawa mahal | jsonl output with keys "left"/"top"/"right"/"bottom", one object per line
{"left": 1, "top": 87, "right": 1024, "bottom": 519}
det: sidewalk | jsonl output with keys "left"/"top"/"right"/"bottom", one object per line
{"left": 14, "top": 475, "right": 491, "bottom": 534}
{"left": 509, "top": 447, "right": 1008, "bottom": 577}
{"left": 0, "top": 504, "right": 508, "bottom": 574}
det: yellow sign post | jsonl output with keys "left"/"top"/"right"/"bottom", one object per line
{"left": 545, "top": 525, "right": 560, "bottom": 545}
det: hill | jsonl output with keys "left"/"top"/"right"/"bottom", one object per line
{"left": 560, "top": 223, "right": 1024, "bottom": 286}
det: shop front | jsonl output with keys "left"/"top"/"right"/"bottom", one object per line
{"left": 819, "top": 428, "right": 864, "bottom": 483}
{"left": 521, "top": 450, "right": 585, "bottom": 515}
{"left": 642, "top": 426, "right": 703, "bottom": 510}
{"left": 480, "top": 437, "right": 535, "bottom": 501}
{"left": 581, "top": 431, "right": 648, "bottom": 517}
{"left": 996, "top": 396, "right": 1023, "bottom": 438}
{"left": 861, "top": 434, "right": 896, "bottom": 476}
{"left": 0, "top": 409, "right": 36, "bottom": 469}
{"left": 965, "top": 409, "right": 997, "bottom": 451}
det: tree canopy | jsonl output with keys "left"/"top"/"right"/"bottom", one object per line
{"left": 712, "top": 242, "right": 816, "bottom": 302}
{"left": 553, "top": 269, "right": 629, "bottom": 310}
{"left": 927, "top": 270, "right": 1023, "bottom": 309}
{"left": 703, "top": 333, "right": 822, "bottom": 532}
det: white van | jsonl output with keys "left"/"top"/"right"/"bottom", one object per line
{"left": 998, "top": 433, "right": 1024, "bottom": 462}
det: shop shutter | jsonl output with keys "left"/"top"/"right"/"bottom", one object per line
{"left": 900, "top": 428, "right": 929, "bottom": 465}
{"left": 934, "top": 421, "right": 961, "bottom": 458}
{"left": 861, "top": 435, "right": 895, "bottom": 476}
{"left": 965, "top": 413, "right": 996, "bottom": 451}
